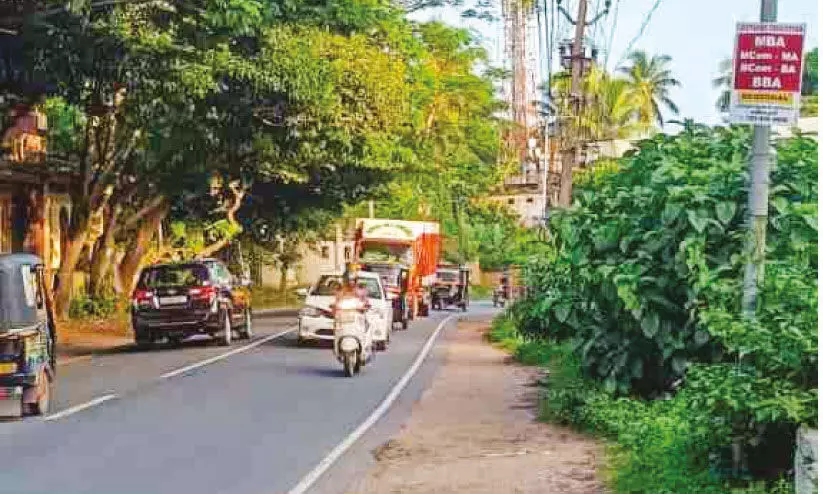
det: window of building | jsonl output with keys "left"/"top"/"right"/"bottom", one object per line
{"left": 507, "top": 198, "right": 515, "bottom": 205}
{"left": 526, "top": 197, "right": 534, "bottom": 204}
{"left": 321, "top": 245, "right": 330, "bottom": 259}
{"left": 344, "top": 246, "right": 352, "bottom": 261}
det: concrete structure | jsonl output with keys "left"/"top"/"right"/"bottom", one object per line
{"left": 258, "top": 224, "right": 356, "bottom": 288}
{"left": 795, "top": 427, "right": 817, "bottom": 494}
{"left": 775, "top": 117, "right": 817, "bottom": 140}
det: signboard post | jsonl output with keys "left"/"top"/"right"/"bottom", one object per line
{"left": 729, "top": 22, "right": 806, "bottom": 126}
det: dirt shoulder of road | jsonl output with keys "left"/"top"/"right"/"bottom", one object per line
{"left": 346, "top": 320, "right": 605, "bottom": 494}
{"left": 56, "top": 316, "right": 133, "bottom": 364}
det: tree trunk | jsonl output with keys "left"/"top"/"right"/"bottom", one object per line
{"left": 54, "top": 233, "right": 88, "bottom": 319}
{"left": 279, "top": 265, "right": 289, "bottom": 293}
{"left": 117, "top": 205, "right": 167, "bottom": 296}
{"left": 196, "top": 182, "right": 245, "bottom": 259}
{"left": 88, "top": 204, "right": 120, "bottom": 298}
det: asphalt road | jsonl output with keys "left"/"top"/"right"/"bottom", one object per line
{"left": 0, "top": 304, "right": 494, "bottom": 494}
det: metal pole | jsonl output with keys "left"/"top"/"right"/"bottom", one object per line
{"left": 541, "top": 119, "right": 549, "bottom": 221}
{"left": 558, "top": 0, "right": 588, "bottom": 207}
{"left": 741, "top": 0, "right": 777, "bottom": 318}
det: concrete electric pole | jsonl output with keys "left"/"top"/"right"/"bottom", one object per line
{"left": 556, "top": 0, "right": 610, "bottom": 207}
{"left": 741, "top": 0, "right": 777, "bottom": 318}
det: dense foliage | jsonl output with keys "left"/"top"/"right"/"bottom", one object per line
{"left": 507, "top": 125, "right": 816, "bottom": 485}
{"left": 2, "top": 0, "right": 510, "bottom": 312}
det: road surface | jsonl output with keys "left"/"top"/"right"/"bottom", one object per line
{"left": 0, "top": 304, "right": 495, "bottom": 494}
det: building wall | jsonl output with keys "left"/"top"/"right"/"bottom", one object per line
{"left": 259, "top": 238, "right": 356, "bottom": 288}
{"left": 487, "top": 193, "right": 545, "bottom": 228}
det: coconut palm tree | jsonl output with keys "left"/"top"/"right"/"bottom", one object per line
{"left": 712, "top": 58, "right": 733, "bottom": 114}
{"left": 618, "top": 50, "right": 681, "bottom": 127}
{"left": 550, "top": 67, "right": 642, "bottom": 141}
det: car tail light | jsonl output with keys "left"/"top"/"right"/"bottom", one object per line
{"left": 189, "top": 286, "right": 217, "bottom": 301}
{"left": 132, "top": 289, "right": 154, "bottom": 306}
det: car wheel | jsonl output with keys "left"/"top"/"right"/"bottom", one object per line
{"left": 240, "top": 309, "right": 253, "bottom": 340}
{"left": 25, "top": 368, "right": 52, "bottom": 416}
{"left": 375, "top": 340, "right": 386, "bottom": 351}
{"left": 217, "top": 311, "right": 232, "bottom": 346}
{"left": 134, "top": 328, "right": 152, "bottom": 349}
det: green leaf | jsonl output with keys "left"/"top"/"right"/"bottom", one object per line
{"left": 640, "top": 312, "right": 660, "bottom": 338}
{"left": 554, "top": 304, "right": 572, "bottom": 324}
{"left": 715, "top": 201, "right": 736, "bottom": 224}
{"left": 687, "top": 210, "right": 708, "bottom": 233}
{"left": 671, "top": 355, "right": 688, "bottom": 374}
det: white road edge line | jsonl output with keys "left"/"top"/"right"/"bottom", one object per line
{"left": 44, "top": 394, "right": 118, "bottom": 421}
{"left": 286, "top": 314, "right": 458, "bottom": 494}
{"left": 158, "top": 326, "right": 296, "bottom": 380}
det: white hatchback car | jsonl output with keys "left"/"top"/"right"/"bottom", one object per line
{"left": 297, "top": 272, "right": 393, "bottom": 349}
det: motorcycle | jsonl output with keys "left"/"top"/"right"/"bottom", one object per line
{"left": 332, "top": 296, "right": 373, "bottom": 377}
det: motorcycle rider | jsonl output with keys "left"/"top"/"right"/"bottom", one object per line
{"left": 335, "top": 267, "right": 369, "bottom": 308}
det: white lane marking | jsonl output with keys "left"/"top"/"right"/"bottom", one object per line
{"left": 158, "top": 326, "right": 296, "bottom": 380}
{"left": 286, "top": 314, "right": 458, "bottom": 494}
{"left": 44, "top": 394, "right": 118, "bottom": 421}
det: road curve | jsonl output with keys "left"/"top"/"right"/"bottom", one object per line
{"left": 0, "top": 307, "right": 479, "bottom": 494}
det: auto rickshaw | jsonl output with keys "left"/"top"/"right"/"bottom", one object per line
{"left": 0, "top": 253, "right": 56, "bottom": 417}
{"left": 431, "top": 264, "right": 469, "bottom": 312}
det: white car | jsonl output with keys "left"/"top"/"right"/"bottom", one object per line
{"left": 297, "top": 272, "right": 393, "bottom": 349}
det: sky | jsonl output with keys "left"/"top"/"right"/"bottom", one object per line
{"left": 411, "top": 0, "right": 819, "bottom": 127}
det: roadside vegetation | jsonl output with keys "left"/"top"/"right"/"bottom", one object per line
{"left": 490, "top": 125, "right": 817, "bottom": 493}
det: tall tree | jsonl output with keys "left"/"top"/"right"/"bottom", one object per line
{"left": 618, "top": 50, "right": 680, "bottom": 127}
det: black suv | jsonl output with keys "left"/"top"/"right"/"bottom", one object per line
{"left": 131, "top": 259, "right": 252, "bottom": 347}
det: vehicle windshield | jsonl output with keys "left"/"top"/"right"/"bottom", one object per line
{"left": 362, "top": 264, "right": 400, "bottom": 287}
{"left": 139, "top": 265, "right": 209, "bottom": 289}
{"left": 436, "top": 270, "right": 459, "bottom": 283}
{"left": 311, "top": 275, "right": 382, "bottom": 299}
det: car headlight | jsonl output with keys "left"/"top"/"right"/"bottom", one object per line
{"left": 299, "top": 307, "right": 321, "bottom": 317}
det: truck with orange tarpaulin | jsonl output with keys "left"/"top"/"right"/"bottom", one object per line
{"left": 354, "top": 219, "right": 440, "bottom": 324}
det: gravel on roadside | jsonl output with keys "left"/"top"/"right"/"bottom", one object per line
{"left": 346, "top": 320, "right": 606, "bottom": 494}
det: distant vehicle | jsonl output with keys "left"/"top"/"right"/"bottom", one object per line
{"left": 359, "top": 262, "right": 410, "bottom": 330}
{"left": 131, "top": 259, "right": 252, "bottom": 348}
{"left": 297, "top": 271, "right": 392, "bottom": 350}
{"left": 431, "top": 264, "right": 470, "bottom": 312}
{"left": 354, "top": 218, "right": 440, "bottom": 320}
{"left": 0, "top": 253, "right": 56, "bottom": 417}
{"left": 493, "top": 265, "right": 524, "bottom": 308}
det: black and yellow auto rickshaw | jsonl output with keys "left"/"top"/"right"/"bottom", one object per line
{"left": 431, "top": 264, "right": 469, "bottom": 312}
{"left": 0, "top": 253, "right": 56, "bottom": 417}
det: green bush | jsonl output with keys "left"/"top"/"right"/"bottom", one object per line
{"left": 524, "top": 338, "right": 794, "bottom": 494}
{"left": 508, "top": 126, "right": 816, "bottom": 488}
{"left": 69, "top": 295, "right": 119, "bottom": 319}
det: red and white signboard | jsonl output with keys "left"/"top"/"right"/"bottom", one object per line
{"left": 729, "top": 22, "right": 806, "bottom": 126}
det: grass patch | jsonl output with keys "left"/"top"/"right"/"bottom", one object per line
{"left": 489, "top": 314, "right": 793, "bottom": 494}
{"left": 251, "top": 285, "right": 304, "bottom": 309}
{"left": 471, "top": 284, "right": 493, "bottom": 299}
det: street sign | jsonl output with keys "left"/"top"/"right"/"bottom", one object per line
{"left": 729, "top": 22, "right": 806, "bottom": 126}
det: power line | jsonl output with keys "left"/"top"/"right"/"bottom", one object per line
{"left": 615, "top": 0, "right": 664, "bottom": 66}
{"left": 603, "top": 0, "right": 620, "bottom": 69}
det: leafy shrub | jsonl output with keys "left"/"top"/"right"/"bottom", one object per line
{"left": 528, "top": 338, "right": 794, "bottom": 494}
{"left": 510, "top": 125, "right": 816, "bottom": 486}
{"left": 69, "top": 295, "right": 119, "bottom": 319}
{"left": 516, "top": 126, "right": 816, "bottom": 401}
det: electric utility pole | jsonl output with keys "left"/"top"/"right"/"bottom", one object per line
{"left": 741, "top": 0, "right": 777, "bottom": 318}
{"left": 556, "top": 0, "right": 610, "bottom": 207}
